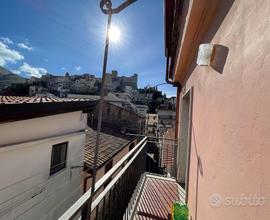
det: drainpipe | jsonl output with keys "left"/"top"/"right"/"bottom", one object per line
{"left": 165, "top": 54, "right": 181, "bottom": 136}
{"left": 165, "top": 54, "right": 180, "bottom": 87}
{"left": 175, "top": 86, "right": 181, "bottom": 139}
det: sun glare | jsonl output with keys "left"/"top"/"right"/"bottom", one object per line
{"left": 109, "top": 25, "right": 121, "bottom": 43}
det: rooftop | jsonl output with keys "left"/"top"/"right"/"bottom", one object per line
{"left": 84, "top": 125, "right": 135, "bottom": 171}
{"left": 68, "top": 93, "right": 128, "bottom": 103}
{"left": 0, "top": 96, "right": 97, "bottom": 123}
{"left": 0, "top": 95, "right": 93, "bottom": 104}
{"left": 128, "top": 174, "right": 185, "bottom": 219}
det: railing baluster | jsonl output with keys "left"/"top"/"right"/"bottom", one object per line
{"left": 95, "top": 204, "right": 99, "bottom": 220}
{"left": 101, "top": 197, "right": 105, "bottom": 220}
{"left": 108, "top": 189, "right": 112, "bottom": 220}
{"left": 118, "top": 179, "right": 122, "bottom": 219}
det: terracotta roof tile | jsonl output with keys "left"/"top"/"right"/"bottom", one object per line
{"left": 133, "top": 174, "right": 185, "bottom": 220}
{"left": 0, "top": 96, "right": 93, "bottom": 104}
{"left": 0, "top": 96, "right": 97, "bottom": 123}
{"left": 84, "top": 126, "right": 135, "bottom": 170}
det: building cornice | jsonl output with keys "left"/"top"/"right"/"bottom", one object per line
{"left": 165, "top": 0, "right": 219, "bottom": 84}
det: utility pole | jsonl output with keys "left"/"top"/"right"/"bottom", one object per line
{"left": 83, "top": 1, "right": 137, "bottom": 219}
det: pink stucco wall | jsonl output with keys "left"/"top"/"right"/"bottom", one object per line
{"left": 181, "top": 1, "right": 270, "bottom": 219}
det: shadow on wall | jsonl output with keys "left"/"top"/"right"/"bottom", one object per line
{"left": 204, "top": 0, "right": 236, "bottom": 42}
{"left": 211, "top": 44, "right": 229, "bottom": 74}
{"left": 185, "top": 0, "right": 235, "bottom": 79}
{"left": 191, "top": 122, "right": 203, "bottom": 220}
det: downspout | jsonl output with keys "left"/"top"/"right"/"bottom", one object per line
{"left": 165, "top": 55, "right": 181, "bottom": 139}
{"left": 175, "top": 86, "right": 181, "bottom": 139}
{"left": 165, "top": 57, "right": 181, "bottom": 181}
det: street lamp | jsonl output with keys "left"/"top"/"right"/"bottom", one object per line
{"left": 84, "top": 1, "right": 137, "bottom": 219}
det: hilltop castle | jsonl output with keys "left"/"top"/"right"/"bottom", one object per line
{"left": 28, "top": 70, "right": 138, "bottom": 97}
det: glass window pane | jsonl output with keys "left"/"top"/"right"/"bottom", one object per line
{"left": 50, "top": 142, "right": 68, "bottom": 175}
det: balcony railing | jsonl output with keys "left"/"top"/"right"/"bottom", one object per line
{"left": 58, "top": 136, "right": 178, "bottom": 220}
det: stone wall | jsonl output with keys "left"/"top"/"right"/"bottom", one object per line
{"left": 91, "top": 101, "right": 145, "bottom": 134}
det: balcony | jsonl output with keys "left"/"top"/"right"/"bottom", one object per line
{"left": 59, "top": 136, "right": 185, "bottom": 220}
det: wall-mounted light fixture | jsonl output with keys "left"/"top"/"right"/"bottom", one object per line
{"left": 196, "top": 43, "right": 215, "bottom": 66}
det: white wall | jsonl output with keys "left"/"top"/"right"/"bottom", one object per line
{"left": 157, "top": 109, "right": 176, "bottom": 125}
{"left": 147, "top": 114, "right": 158, "bottom": 125}
{"left": 0, "top": 111, "right": 87, "bottom": 220}
{"left": 0, "top": 111, "right": 86, "bottom": 147}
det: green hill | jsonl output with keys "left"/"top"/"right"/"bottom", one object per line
{"left": 0, "top": 66, "right": 26, "bottom": 91}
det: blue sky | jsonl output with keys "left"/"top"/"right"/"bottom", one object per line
{"left": 0, "top": 0, "right": 176, "bottom": 97}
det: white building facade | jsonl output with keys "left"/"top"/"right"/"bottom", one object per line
{"left": 146, "top": 113, "right": 158, "bottom": 135}
{"left": 135, "top": 105, "right": 148, "bottom": 117}
{"left": 0, "top": 96, "right": 95, "bottom": 220}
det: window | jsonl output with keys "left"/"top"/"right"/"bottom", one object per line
{"left": 50, "top": 142, "right": 68, "bottom": 175}
{"left": 105, "top": 160, "right": 113, "bottom": 174}
{"left": 177, "top": 88, "right": 192, "bottom": 192}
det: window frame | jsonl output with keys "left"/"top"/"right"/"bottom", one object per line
{"left": 50, "top": 142, "right": 68, "bottom": 176}
{"left": 177, "top": 87, "right": 193, "bottom": 203}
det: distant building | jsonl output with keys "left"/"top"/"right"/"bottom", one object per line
{"left": 135, "top": 104, "right": 148, "bottom": 117}
{"left": 83, "top": 125, "right": 137, "bottom": 193}
{"left": 104, "top": 70, "right": 138, "bottom": 93}
{"left": 96, "top": 101, "right": 146, "bottom": 134}
{"left": 0, "top": 96, "right": 95, "bottom": 220}
{"left": 146, "top": 113, "right": 158, "bottom": 135}
{"left": 68, "top": 93, "right": 145, "bottom": 134}
{"left": 29, "top": 85, "right": 48, "bottom": 96}
{"left": 28, "top": 73, "right": 100, "bottom": 97}
{"left": 28, "top": 71, "right": 138, "bottom": 98}
{"left": 157, "top": 109, "right": 176, "bottom": 128}
{"left": 159, "top": 97, "right": 176, "bottom": 110}
{"left": 67, "top": 93, "right": 138, "bottom": 115}
{"left": 114, "top": 92, "right": 132, "bottom": 102}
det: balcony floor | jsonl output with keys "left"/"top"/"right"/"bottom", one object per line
{"left": 130, "top": 173, "right": 185, "bottom": 220}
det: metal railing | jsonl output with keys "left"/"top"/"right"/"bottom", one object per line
{"left": 123, "top": 173, "right": 146, "bottom": 219}
{"left": 58, "top": 137, "right": 148, "bottom": 220}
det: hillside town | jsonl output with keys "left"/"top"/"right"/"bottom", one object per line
{"left": 0, "top": 0, "right": 269, "bottom": 220}
{"left": 28, "top": 70, "right": 138, "bottom": 97}
{"left": 0, "top": 66, "right": 176, "bottom": 128}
